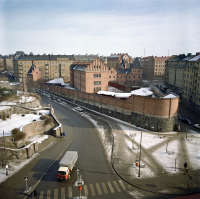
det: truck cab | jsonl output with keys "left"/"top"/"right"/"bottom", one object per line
{"left": 57, "top": 167, "right": 70, "bottom": 180}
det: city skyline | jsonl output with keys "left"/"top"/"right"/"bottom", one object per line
{"left": 1, "top": 0, "right": 200, "bottom": 57}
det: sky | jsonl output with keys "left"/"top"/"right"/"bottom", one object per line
{"left": 0, "top": 0, "right": 200, "bottom": 57}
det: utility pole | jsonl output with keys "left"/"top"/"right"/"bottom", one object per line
{"left": 138, "top": 132, "right": 142, "bottom": 177}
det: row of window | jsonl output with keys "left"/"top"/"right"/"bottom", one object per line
{"left": 93, "top": 74, "right": 101, "bottom": 78}
{"left": 94, "top": 81, "right": 101, "bottom": 85}
{"left": 20, "top": 61, "right": 72, "bottom": 65}
{"left": 94, "top": 87, "right": 101, "bottom": 91}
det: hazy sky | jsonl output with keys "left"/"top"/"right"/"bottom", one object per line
{"left": 0, "top": 0, "right": 200, "bottom": 57}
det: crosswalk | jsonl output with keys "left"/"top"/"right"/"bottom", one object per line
{"left": 30, "top": 179, "right": 129, "bottom": 198}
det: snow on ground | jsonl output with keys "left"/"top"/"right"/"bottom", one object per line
{"left": 0, "top": 114, "right": 43, "bottom": 137}
{"left": 0, "top": 93, "right": 36, "bottom": 111}
{"left": 118, "top": 123, "right": 200, "bottom": 178}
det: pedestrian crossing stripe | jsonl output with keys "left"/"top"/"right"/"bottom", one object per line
{"left": 31, "top": 179, "right": 128, "bottom": 198}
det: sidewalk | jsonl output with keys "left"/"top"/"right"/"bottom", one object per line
{"left": 112, "top": 126, "right": 200, "bottom": 196}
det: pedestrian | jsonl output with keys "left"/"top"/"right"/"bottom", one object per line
{"left": 63, "top": 132, "right": 65, "bottom": 137}
{"left": 184, "top": 162, "right": 187, "bottom": 170}
{"left": 33, "top": 189, "right": 37, "bottom": 198}
{"left": 60, "top": 132, "right": 63, "bottom": 138}
{"left": 187, "top": 184, "right": 189, "bottom": 191}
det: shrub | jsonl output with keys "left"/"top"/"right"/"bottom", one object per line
{"left": 40, "top": 115, "right": 48, "bottom": 120}
{"left": 11, "top": 128, "right": 20, "bottom": 135}
{"left": 44, "top": 117, "right": 54, "bottom": 126}
{"left": 11, "top": 128, "right": 26, "bottom": 141}
{"left": 14, "top": 131, "right": 26, "bottom": 141}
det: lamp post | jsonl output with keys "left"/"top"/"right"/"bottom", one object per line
{"left": 138, "top": 132, "right": 142, "bottom": 177}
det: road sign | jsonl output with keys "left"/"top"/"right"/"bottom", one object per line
{"left": 78, "top": 186, "right": 82, "bottom": 191}
{"left": 24, "top": 177, "right": 28, "bottom": 181}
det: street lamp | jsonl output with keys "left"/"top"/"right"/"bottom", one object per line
{"left": 138, "top": 132, "right": 142, "bottom": 177}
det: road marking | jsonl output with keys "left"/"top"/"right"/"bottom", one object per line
{"left": 68, "top": 187, "right": 72, "bottom": 198}
{"left": 46, "top": 190, "right": 51, "bottom": 199}
{"left": 107, "top": 181, "right": 115, "bottom": 193}
{"left": 119, "top": 180, "right": 126, "bottom": 191}
{"left": 95, "top": 183, "right": 102, "bottom": 195}
{"left": 89, "top": 184, "right": 96, "bottom": 196}
{"left": 61, "top": 187, "right": 65, "bottom": 199}
{"left": 113, "top": 181, "right": 121, "bottom": 192}
{"left": 83, "top": 184, "right": 88, "bottom": 196}
{"left": 39, "top": 191, "right": 44, "bottom": 199}
{"left": 101, "top": 182, "right": 108, "bottom": 194}
{"left": 54, "top": 189, "right": 58, "bottom": 199}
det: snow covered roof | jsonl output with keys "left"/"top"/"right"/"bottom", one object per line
{"left": 114, "top": 93, "right": 131, "bottom": 98}
{"left": 163, "top": 94, "right": 177, "bottom": 98}
{"left": 46, "top": 78, "right": 65, "bottom": 85}
{"left": 188, "top": 54, "right": 200, "bottom": 62}
{"left": 97, "top": 91, "right": 115, "bottom": 96}
{"left": 131, "top": 88, "right": 153, "bottom": 96}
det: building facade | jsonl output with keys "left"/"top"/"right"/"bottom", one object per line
{"left": 140, "top": 56, "right": 169, "bottom": 80}
{"left": 107, "top": 53, "right": 132, "bottom": 68}
{"left": 164, "top": 52, "right": 200, "bottom": 109}
{"left": 70, "top": 58, "right": 143, "bottom": 93}
{"left": 70, "top": 58, "right": 109, "bottom": 93}
{"left": 13, "top": 54, "right": 75, "bottom": 82}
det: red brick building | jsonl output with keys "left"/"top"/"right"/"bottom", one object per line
{"left": 70, "top": 58, "right": 109, "bottom": 93}
{"left": 70, "top": 58, "right": 143, "bottom": 93}
{"left": 27, "top": 64, "right": 42, "bottom": 83}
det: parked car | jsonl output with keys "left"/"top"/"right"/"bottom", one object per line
{"left": 182, "top": 118, "right": 192, "bottom": 125}
{"left": 56, "top": 99, "right": 61, "bottom": 102}
{"left": 178, "top": 114, "right": 182, "bottom": 120}
{"left": 74, "top": 107, "right": 83, "bottom": 112}
{"left": 51, "top": 96, "right": 56, "bottom": 100}
{"left": 194, "top": 124, "right": 200, "bottom": 129}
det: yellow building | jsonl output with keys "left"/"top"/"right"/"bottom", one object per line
{"left": 182, "top": 53, "right": 200, "bottom": 108}
{"left": 13, "top": 54, "right": 75, "bottom": 82}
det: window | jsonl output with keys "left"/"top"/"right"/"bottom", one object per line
{"left": 138, "top": 76, "right": 140, "bottom": 78}
{"left": 109, "top": 76, "right": 111, "bottom": 78}
{"left": 94, "top": 65, "right": 95, "bottom": 68}
{"left": 94, "top": 81, "right": 96, "bottom": 85}
{"left": 99, "top": 81, "right": 101, "bottom": 85}
{"left": 93, "top": 74, "right": 95, "bottom": 78}
{"left": 94, "top": 88, "right": 95, "bottom": 92}
{"left": 99, "top": 74, "right": 101, "bottom": 78}
{"left": 113, "top": 76, "right": 115, "bottom": 78}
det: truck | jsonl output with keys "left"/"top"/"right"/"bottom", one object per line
{"left": 57, "top": 151, "right": 78, "bottom": 181}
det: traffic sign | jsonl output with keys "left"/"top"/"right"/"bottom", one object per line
{"left": 78, "top": 186, "right": 82, "bottom": 191}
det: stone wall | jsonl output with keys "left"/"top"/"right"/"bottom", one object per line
{"left": 22, "top": 118, "right": 55, "bottom": 140}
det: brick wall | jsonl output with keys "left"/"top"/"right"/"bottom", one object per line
{"left": 40, "top": 83, "right": 179, "bottom": 131}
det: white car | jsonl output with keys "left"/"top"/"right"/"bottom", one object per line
{"left": 74, "top": 107, "right": 83, "bottom": 112}
{"left": 194, "top": 124, "right": 200, "bottom": 129}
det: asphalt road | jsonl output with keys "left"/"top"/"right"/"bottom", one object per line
{"left": 0, "top": 95, "right": 132, "bottom": 199}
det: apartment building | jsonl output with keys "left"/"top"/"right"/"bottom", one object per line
{"left": 140, "top": 56, "right": 169, "bottom": 80}
{"left": 107, "top": 53, "right": 132, "bottom": 68}
{"left": 182, "top": 54, "right": 200, "bottom": 108}
{"left": 13, "top": 54, "right": 75, "bottom": 82}
{"left": 0, "top": 55, "right": 4, "bottom": 71}
{"left": 164, "top": 52, "right": 200, "bottom": 108}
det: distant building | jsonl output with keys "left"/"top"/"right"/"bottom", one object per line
{"left": 70, "top": 57, "right": 143, "bottom": 93}
{"left": 74, "top": 54, "right": 107, "bottom": 65}
{"left": 107, "top": 53, "right": 132, "bottom": 69}
{"left": 13, "top": 54, "right": 75, "bottom": 82}
{"left": 165, "top": 52, "right": 200, "bottom": 109}
{"left": 70, "top": 58, "right": 108, "bottom": 93}
{"left": 27, "top": 63, "right": 42, "bottom": 83}
{"left": 0, "top": 54, "right": 4, "bottom": 71}
{"left": 140, "top": 56, "right": 169, "bottom": 80}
